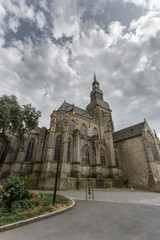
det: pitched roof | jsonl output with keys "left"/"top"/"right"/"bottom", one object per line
{"left": 113, "top": 122, "right": 145, "bottom": 143}
{"left": 58, "top": 101, "right": 97, "bottom": 120}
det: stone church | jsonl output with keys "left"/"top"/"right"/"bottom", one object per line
{"left": 0, "top": 75, "right": 160, "bottom": 191}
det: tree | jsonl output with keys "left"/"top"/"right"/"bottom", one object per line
{"left": 0, "top": 95, "right": 41, "bottom": 149}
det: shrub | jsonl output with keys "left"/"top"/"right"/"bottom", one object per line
{"left": 1, "top": 176, "right": 29, "bottom": 208}
{"left": 11, "top": 199, "right": 40, "bottom": 214}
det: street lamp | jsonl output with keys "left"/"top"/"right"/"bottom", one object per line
{"left": 52, "top": 105, "right": 73, "bottom": 206}
{"left": 52, "top": 119, "right": 64, "bottom": 206}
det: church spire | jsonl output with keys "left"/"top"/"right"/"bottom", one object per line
{"left": 91, "top": 73, "right": 103, "bottom": 101}
{"left": 92, "top": 72, "right": 99, "bottom": 86}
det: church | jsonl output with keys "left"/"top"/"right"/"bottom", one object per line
{"left": 0, "top": 75, "right": 160, "bottom": 191}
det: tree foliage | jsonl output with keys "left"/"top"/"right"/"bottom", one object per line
{"left": 0, "top": 95, "right": 41, "bottom": 148}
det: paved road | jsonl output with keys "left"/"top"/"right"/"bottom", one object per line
{"left": 1, "top": 200, "right": 160, "bottom": 240}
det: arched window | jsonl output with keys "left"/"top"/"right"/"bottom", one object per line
{"left": 100, "top": 149, "right": 105, "bottom": 166}
{"left": 80, "top": 124, "right": 87, "bottom": 135}
{"left": 25, "top": 138, "right": 35, "bottom": 162}
{"left": 54, "top": 136, "right": 61, "bottom": 161}
{"left": 69, "top": 120, "right": 75, "bottom": 131}
{"left": 92, "top": 127, "right": 98, "bottom": 136}
{"left": 67, "top": 138, "right": 71, "bottom": 162}
{"left": 115, "top": 151, "right": 119, "bottom": 168}
{"left": 81, "top": 145, "right": 90, "bottom": 164}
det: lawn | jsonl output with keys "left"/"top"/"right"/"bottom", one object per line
{"left": 0, "top": 194, "right": 71, "bottom": 227}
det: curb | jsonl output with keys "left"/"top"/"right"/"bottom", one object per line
{"left": 0, "top": 198, "right": 75, "bottom": 232}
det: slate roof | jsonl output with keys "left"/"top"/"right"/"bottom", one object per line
{"left": 113, "top": 122, "right": 145, "bottom": 143}
{"left": 58, "top": 101, "right": 97, "bottom": 121}
{"left": 86, "top": 98, "right": 110, "bottom": 112}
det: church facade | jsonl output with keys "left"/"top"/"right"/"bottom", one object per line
{"left": 0, "top": 75, "right": 160, "bottom": 191}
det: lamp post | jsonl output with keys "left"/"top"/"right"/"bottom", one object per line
{"left": 52, "top": 119, "right": 64, "bottom": 206}
{"left": 52, "top": 106, "right": 71, "bottom": 206}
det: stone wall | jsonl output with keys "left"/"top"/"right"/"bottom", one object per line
{"left": 115, "top": 135, "right": 149, "bottom": 189}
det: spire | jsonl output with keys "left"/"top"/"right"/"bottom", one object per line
{"left": 90, "top": 73, "right": 103, "bottom": 101}
{"left": 86, "top": 74, "right": 110, "bottom": 112}
{"left": 92, "top": 72, "right": 99, "bottom": 86}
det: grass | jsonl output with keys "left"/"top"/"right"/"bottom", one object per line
{"left": 0, "top": 194, "right": 71, "bottom": 227}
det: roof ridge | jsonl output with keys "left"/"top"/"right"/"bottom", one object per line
{"left": 114, "top": 121, "right": 144, "bottom": 133}
{"left": 57, "top": 101, "right": 97, "bottom": 120}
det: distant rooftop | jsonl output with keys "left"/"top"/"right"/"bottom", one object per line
{"left": 58, "top": 101, "right": 97, "bottom": 121}
{"left": 113, "top": 122, "right": 145, "bottom": 142}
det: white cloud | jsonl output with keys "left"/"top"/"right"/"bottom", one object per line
{"left": 123, "top": 0, "right": 160, "bottom": 11}
{"left": 130, "top": 11, "right": 160, "bottom": 42}
{"left": 36, "top": 11, "right": 46, "bottom": 29}
{"left": 2, "top": 0, "right": 35, "bottom": 20}
{"left": 8, "top": 16, "right": 20, "bottom": 33}
{"left": 0, "top": 0, "right": 160, "bottom": 137}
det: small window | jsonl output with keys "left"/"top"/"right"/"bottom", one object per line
{"left": 80, "top": 124, "right": 87, "bottom": 135}
{"left": 100, "top": 149, "right": 105, "bottom": 166}
{"left": 81, "top": 145, "right": 90, "bottom": 164}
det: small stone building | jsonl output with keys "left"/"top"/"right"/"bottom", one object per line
{"left": 0, "top": 75, "right": 160, "bottom": 191}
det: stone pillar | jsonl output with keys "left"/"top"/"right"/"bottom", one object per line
{"left": 103, "top": 112, "right": 116, "bottom": 177}
{"left": 60, "top": 113, "right": 70, "bottom": 180}
{"left": 41, "top": 111, "right": 57, "bottom": 182}
{"left": 33, "top": 127, "right": 47, "bottom": 176}
{"left": 45, "top": 111, "right": 57, "bottom": 162}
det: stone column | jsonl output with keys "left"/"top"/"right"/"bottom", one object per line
{"left": 41, "top": 111, "right": 57, "bottom": 184}
{"left": 33, "top": 127, "right": 47, "bottom": 176}
{"left": 60, "top": 113, "right": 70, "bottom": 180}
{"left": 45, "top": 111, "right": 57, "bottom": 162}
{"left": 103, "top": 112, "right": 116, "bottom": 177}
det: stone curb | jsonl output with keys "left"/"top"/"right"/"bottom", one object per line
{"left": 0, "top": 198, "right": 75, "bottom": 232}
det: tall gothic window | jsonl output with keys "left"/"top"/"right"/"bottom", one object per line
{"left": 115, "top": 151, "right": 119, "bottom": 168}
{"left": 92, "top": 127, "right": 98, "bottom": 136}
{"left": 25, "top": 138, "right": 35, "bottom": 162}
{"left": 54, "top": 136, "right": 61, "bottom": 161}
{"left": 81, "top": 145, "right": 90, "bottom": 164}
{"left": 80, "top": 124, "right": 87, "bottom": 135}
{"left": 67, "top": 138, "right": 71, "bottom": 162}
{"left": 69, "top": 120, "right": 75, "bottom": 131}
{"left": 100, "top": 149, "right": 105, "bottom": 166}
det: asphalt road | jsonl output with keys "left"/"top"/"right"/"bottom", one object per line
{"left": 1, "top": 200, "right": 160, "bottom": 240}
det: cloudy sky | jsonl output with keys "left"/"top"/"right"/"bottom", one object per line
{"left": 0, "top": 0, "right": 160, "bottom": 136}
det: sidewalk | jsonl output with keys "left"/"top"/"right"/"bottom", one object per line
{"left": 34, "top": 188, "right": 160, "bottom": 206}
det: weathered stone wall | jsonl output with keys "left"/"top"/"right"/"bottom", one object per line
{"left": 115, "top": 135, "right": 149, "bottom": 189}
